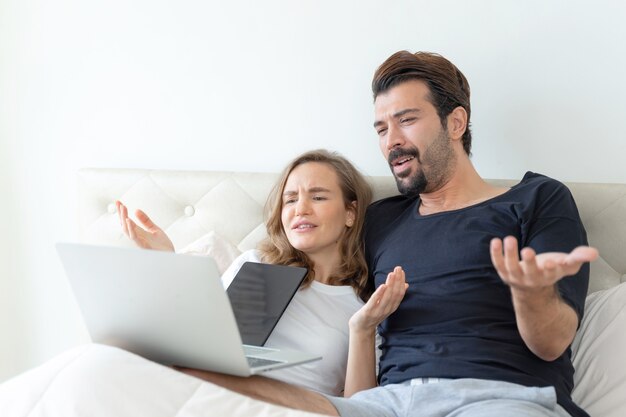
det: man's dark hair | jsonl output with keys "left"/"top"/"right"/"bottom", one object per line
{"left": 372, "top": 51, "right": 472, "bottom": 155}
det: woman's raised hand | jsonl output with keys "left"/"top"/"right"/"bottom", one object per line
{"left": 349, "top": 266, "right": 408, "bottom": 335}
{"left": 116, "top": 201, "right": 175, "bottom": 252}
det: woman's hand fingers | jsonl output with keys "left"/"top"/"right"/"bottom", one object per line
{"left": 354, "top": 267, "right": 407, "bottom": 329}
{"left": 384, "top": 267, "right": 407, "bottom": 312}
{"left": 116, "top": 201, "right": 130, "bottom": 237}
{"left": 116, "top": 203, "right": 174, "bottom": 251}
{"left": 136, "top": 209, "right": 161, "bottom": 232}
{"left": 126, "top": 218, "right": 140, "bottom": 245}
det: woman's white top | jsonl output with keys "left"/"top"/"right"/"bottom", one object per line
{"left": 221, "top": 250, "right": 364, "bottom": 396}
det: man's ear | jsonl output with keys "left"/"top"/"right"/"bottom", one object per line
{"left": 447, "top": 106, "right": 468, "bottom": 142}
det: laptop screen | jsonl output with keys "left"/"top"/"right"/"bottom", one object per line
{"left": 226, "top": 262, "right": 307, "bottom": 346}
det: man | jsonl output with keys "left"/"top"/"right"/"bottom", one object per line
{"left": 184, "top": 51, "right": 598, "bottom": 417}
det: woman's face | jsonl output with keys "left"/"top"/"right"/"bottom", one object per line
{"left": 281, "top": 162, "right": 355, "bottom": 260}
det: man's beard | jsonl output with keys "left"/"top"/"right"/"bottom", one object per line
{"left": 388, "top": 146, "right": 427, "bottom": 197}
{"left": 388, "top": 128, "right": 455, "bottom": 198}
{"left": 397, "top": 169, "right": 427, "bottom": 197}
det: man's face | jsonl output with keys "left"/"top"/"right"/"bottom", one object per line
{"left": 373, "top": 80, "right": 456, "bottom": 196}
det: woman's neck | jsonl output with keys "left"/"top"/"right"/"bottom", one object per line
{"left": 308, "top": 250, "right": 341, "bottom": 285}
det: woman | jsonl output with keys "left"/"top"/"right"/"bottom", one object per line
{"left": 116, "top": 149, "right": 407, "bottom": 397}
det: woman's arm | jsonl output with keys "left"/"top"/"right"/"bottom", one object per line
{"left": 344, "top": 324, "right": 377, "bottom": 396}
{"left": 344, "top": 267, "right": 407, "bottom": 397}
{"left": 116, "top": 200, "right": 175, "bottom": 251}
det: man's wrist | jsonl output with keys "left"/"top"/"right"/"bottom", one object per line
{"left": 510, "top": 284, "right": 559, "bottom": 306}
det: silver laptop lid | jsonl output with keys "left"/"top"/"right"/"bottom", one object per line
{"left": 56, "top": 242, "right": 252, "bottom": 375}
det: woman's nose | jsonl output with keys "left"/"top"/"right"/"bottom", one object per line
{"left": 295, "top": 198, "right": 310, "bottom": 216}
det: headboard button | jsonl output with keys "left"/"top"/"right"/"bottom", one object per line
{"left": 184, "top": 205, "right": 195, "bottom": 217}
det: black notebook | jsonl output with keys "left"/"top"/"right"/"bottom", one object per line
{"left": 227, "top": 262, "right": 307, "bottom": 346}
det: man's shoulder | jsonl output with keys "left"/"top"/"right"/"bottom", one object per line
{"left": 512, "top": 172, "right": 580, "bottom": 218}
{"left": 364, "top": 194, "right": 415, "bottom": 234}
{"left": 519, "top": 171, "right": 564, "bottom": 186}
{"left": 366, "top": 194, "right": 416, "bottom": 217}
{"left": 368, "top": 194, "right": 415, "bottom": 212}
{"left": 515, "top": 171, "right": 571, "bottom": 196}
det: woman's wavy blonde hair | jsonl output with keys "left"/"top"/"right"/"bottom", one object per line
{"left": 258, "top": 149, "right": 373, "bottom": 301}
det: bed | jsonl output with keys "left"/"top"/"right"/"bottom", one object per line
{"left": 1, "top": 168, "right": 625, "bottom": 417}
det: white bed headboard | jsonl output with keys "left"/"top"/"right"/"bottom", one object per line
{"left": 78, "top": 168, "right": 626, "bottom": 294}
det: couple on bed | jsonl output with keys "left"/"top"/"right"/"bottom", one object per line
{"left": 118, "top": 51, "right": 598, "bottom": 417}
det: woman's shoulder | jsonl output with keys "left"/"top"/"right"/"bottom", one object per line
{"left": 236, "top": 249, "right": 263, "bottom": 263}
{"left": 220, "top": 249, "right": 264, "bottom": 288}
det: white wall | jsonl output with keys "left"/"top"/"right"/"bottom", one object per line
{"left": 1, "top": 0, "right": 625, "bottom": 381}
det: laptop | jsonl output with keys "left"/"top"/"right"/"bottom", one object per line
{"left": 56, "top": 242, "right": 320, "bottom": 376}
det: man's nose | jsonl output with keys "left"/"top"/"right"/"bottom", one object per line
{"left": 385, "top": 124, "right": 405, "bottom": 151}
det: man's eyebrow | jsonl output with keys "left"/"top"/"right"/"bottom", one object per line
{"left": 373, "top": 108, "right": 421, "bottom": 128}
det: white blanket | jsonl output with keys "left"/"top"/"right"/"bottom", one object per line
{"left": 0, "top": 344, "right": 326, "bottom": 417}
{"left": 3, "top": 279, "right": 626, "bottom": 417}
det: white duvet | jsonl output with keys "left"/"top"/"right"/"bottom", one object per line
{"left": 0, "top": 344, "right": 327, "bottom": 417}
{"left": 4, "top": 278, "right": 626, "bottom": 417}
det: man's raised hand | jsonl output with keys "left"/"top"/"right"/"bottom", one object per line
{"left": 490, "top": 236, "right": 599, "bottom": 293}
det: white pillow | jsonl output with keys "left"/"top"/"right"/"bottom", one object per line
{"left": 571, "top": 282, "right": 626, "bottom": 417}
{"left": 178, "top": 231, "right": 241, "bottom": 275}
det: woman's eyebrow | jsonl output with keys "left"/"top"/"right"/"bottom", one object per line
{"left": 307, "top": 187, "right": 331, "bottom": 193}
{"left": 283, "top": 187, "right": 331, "bottom": 196}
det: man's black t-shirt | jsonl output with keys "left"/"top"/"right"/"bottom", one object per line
{"left": 364, "top": 172, "right": 589, "bottom": 417}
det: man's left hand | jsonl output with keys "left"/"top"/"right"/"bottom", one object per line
{"left": 490, "top": 236, "right": 599, "bottom": 293}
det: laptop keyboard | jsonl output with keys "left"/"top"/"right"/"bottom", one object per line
{"left": 244, "top": 345, "right": 278, "bottom": 355}
{"left": 246, "top": 356, "right": 284, "bottom": 368}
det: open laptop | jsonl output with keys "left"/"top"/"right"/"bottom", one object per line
{"left": 56, "top": 242, "right": 320, "bottom": 376}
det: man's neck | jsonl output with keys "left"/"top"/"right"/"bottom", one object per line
{"left": 418, "top": 158, "right": 508, "bottom": 216}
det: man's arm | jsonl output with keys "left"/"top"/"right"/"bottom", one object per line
{"left": 175, "top": 368, "right": 339, "bottom": 415}
{"left": 490, "top": 236, "right": 598, "bottom": 361}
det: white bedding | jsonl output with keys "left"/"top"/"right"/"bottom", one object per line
{"left": 3, "top": 283, "right": 626, "bottom": 416}
{"left": 0, "top": 344, "right": 326, "bottom": 417}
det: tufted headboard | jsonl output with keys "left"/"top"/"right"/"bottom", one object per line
{"left": 78, "top": 168, "right": 626, "bottom": 294}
